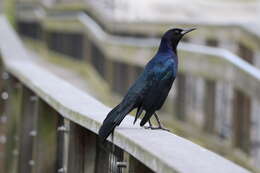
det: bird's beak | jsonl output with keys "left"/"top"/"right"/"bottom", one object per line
{"left": 181, "top": 28, "right": 196, "bottom": 35}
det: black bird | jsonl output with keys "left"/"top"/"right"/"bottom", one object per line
{"left": 99, "top": 28, "right": 196, "bottom": 140}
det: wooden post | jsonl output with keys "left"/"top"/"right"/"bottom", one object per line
{"left": 95, "top": 140, "right": 126, "bottom": 173}
{"left": 233, "top": 89, "right": 251, "bottom": 153}
{"left": 56, "top": 118, "right": 70, "bottom": 173}
{"left": 84, "top": 130, "right": 96, "bottom": 173}
{"left": 4, "top": 75, "right": 23, "bottom": 173}
{"left": 18, "top": 87, "right": 39, "bottom": 173}
{"left": 105, "top": 59, "right": 114, "bottom": 87}
{"left": 238, "top": 42, "right": 254, "bottom": 64}
{"left": 176, "top": 73, "right": 186, "bottom": 121}
{"left": 83, "top": 37, "right": 92, "bottom": 63}
{"left": 67, "top": 123, "right": 86, "bottom": 173}
{"left": 0, "top": 70, "right": 7, "bottom": 172}
{"left": 128, "top": 154, "right": 153, "bottom": 173}
{"left": 203, "top": 80, "right": 216, "bottom": 133}
{"left": 32, "top": 101, "right": 59, "bottom": 173}
{"left": 65, "top": 122, "right": 99, "bottom": 173}
{"left": 56, "top": 116, "right": 65, "bottom": 171}
{"left": 95, "top": 140, "right": 110, "bottom": 173}
{"left": 110, "top": 145, "right": 124, "bottom": 173}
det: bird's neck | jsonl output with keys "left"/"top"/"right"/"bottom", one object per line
{"left": 158, "top": 38, "right": 178, "bottom": 55}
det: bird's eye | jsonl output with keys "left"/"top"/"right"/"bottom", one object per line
{"left": 174, "top": 30, "right": 180, "bottom": 34}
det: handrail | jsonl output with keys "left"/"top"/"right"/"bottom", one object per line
{"left": 42, "top": 11, "right": 260, "bottom": 100}
{"left": 16, "top": 3, "right": 260, "bottom": 100}
{"left": 0, "top": 15, "right": 251, "bottom": 173}
{"left": 49, "top": 1, "right": 260, "bottom": 42}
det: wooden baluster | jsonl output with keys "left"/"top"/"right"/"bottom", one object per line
{"left": 127, "top": 154, "right": 153, "bottom": 173}
{"left": 4, "top": 75, "right": 22, "bottom": 173}
{"left": 176, "top": 73, "right": 186, "bottom": 121}
{"left": 56, "top": 118, "right": 70, "bottom": 173}
{"left": 67, "top": 123, "right": 86, "bottom": 173}
{"left": 31, "top": 101, "right": 59, "bottom": 173}
{"left": 95, "top": 140, "right": 110, "bottom": 173}
{"left": 0, "top": 70, "right": 7, "bottom": 172}
{"left": 84, "top": 130, "right": 97, "bottom": 173}
{"left": 233, "top": 89, "right": 251, "bottom": 153}
{"left": 203, "top": 80, "right": 216, "bottom": 133}
{"left": 105, "top": 59, "right": 114, "bottom": 87}
{"left": 18, "top": 88, "right": 39, "bottom": 173}
{"left": 83, "top": 37, "right": 92, "bottom": 63}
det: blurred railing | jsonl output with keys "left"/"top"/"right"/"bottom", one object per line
{"left": 0, "top": 15, "right": 251, "bottom": 173}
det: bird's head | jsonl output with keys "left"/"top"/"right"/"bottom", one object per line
{"left": 161, "top": 28, "right": 196, "bottom": 52}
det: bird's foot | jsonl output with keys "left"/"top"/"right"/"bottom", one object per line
{"left": 144, "top": 125, "right": 154, "bottom": 129}
{"left": 144, "top": 126, "right": 170, "bottom": 132}
{"left": 144, "top": 120, "right": 154, "bottom": 129}
{"left": 159, "top": 126, "right": 170, "bottom": 132}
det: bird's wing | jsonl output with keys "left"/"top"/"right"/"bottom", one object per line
{"left": 125, "top": 58, "right": 175, "bottom": 104}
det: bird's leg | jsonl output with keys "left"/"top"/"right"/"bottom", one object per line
{"left": 153, "top": 113, "right": 170, "bottom": 132}
{"left": 144, "top": 120, "right": 154, "bottom": 129}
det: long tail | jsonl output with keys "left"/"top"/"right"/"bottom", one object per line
{"left": 98, "top": 101, "right": 135, "bottom": 141}
{"left": 133, "top": 105, "right": 143, "bottom": 124}
{"left": 140, "top": 111, "right": 153, "bottom": 126}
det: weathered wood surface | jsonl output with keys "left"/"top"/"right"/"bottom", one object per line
{"left": 18, "top": 87, "right": 38, "bottom": 173}
{"left": 33, "top": 101, "right": 59, "bottom": 173}
{"left": 67, "top": 122, "right": 85, "bottom": 173}
{"left": 0, "top": 16, "right": 251, "bottom": 173}
{"left": 84, "top": 130, "right": 96, "bottom": 173}
{"left": 3, "top": 77, "right": 22, "bottom": 173}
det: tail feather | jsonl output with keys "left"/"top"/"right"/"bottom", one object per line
{"left": 140, "top": 111, "right": 153, "bottom": 126}
{"left": 133, "top": 106, "right": 143, "bottom": 124}
{"left": 98, "top": 102, "right": 134, "bottom": 141}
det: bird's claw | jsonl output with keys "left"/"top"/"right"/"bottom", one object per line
{"left": 159, "top": 127, "right": 170, "bottom": 132}
{"left": 144, "top": 126, "right": 170, "bottom": 132}
{"left": 144, "top": 125, "right": 153, "bottom": 129}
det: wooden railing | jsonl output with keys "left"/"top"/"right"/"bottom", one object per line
{"left": 0, "top": 15, "right": 252, "bottom": 173}
{"left": 13, "top": 2, "right": 260, "bottom": 171}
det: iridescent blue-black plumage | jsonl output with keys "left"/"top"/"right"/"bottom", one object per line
{"left": 98, "top": 28, "right": 195, "bottom": 140}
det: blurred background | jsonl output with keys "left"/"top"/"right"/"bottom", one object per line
{"left": 1, "top": 0, "right": 260, "bottom": 172}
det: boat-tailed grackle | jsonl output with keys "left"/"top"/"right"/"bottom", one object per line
{"left": 99, "top": 28, "right": 196, "bottom": 141}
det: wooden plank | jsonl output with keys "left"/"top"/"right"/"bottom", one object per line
{"left": 128, "top": 154, "right": 153, "bottom": 173}
{"left": 84, "top": 130, "right": 96, "bottom": 173}
{"left": 31, "top": 95, "right": 39, "bottom": 173}
{"left": 0, "top": 70, "right": 7, "bottom": 172}
{"left": 176, "top": 73, "right": 186, "bottom": 121}
{"left": 83, "top": 37, "right": 92, "bottom": 63}
{"left": 32, "top": 101, "right": 59, "bottom": 173}
{"left": 58, "top": 120, "right": 94, "bottom": 173}
{"left": 95, "top": 141, "right": 110, "bottom": 173}
{"left": 238, "top": 42, "right": 254, "bottom": 64}
{"left": 203, "top": 80, "right": 216, "bottom": 133}
{"left": 56, "top": 118, "right": 70, "bottom": 173}
{"left": 105, "top": 58, "right": 114, "bottom": 87}
{"left": 4, "top": 76, "right": 22, "bottom": 173}
{"left": 18, "top": 87, "right": 39, "bottom": 173}
{"left": 110, "top": 145, "right": 124, "bottom": 173}
{"left": 56, "top": 116, "right": 65, "bottom": 172}
{"left": 95, "top": 141, "right": 125, "bottom": 173}
{"left": 233, "top": 90, "right": 251, "bottom": 153}
{"left": 67, "top": 122, "right": 86, "bottom": 173}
